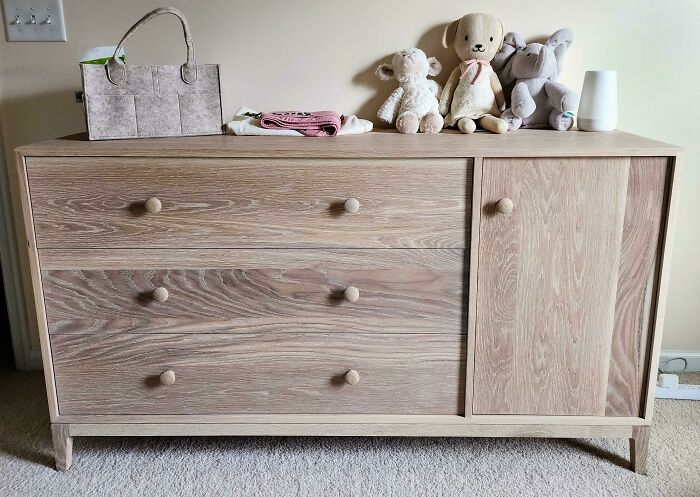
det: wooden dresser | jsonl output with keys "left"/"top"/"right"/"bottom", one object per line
{"left": 10, "top": 130, "right": 682, "bottom": 472}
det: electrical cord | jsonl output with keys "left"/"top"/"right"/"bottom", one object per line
{"left": 659, "top": 357, "right": 688, "bottom": 374}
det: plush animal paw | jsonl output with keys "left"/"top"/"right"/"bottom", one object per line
{"left": 512, "top": 97, "right": 536, "bottom": 120}
{"left": 438, "top": 100, "right": 450, "bottom": 116}
{"left": 396, "top": 112, "right": 420, "bottom": 133}
{"left": 420, "top": 113, "right": 443, "bottom": 134}
{"left": 457, "top": 118, "right": 477, "bottom": 134}
{"left": 549, "top": 109, "right": 575, "bottom": 131}
{"left": 501, "top": 109, "right": 522, "bottom": 131}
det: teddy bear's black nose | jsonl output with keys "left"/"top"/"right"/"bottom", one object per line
{"left": 474, "top": 44, "right": 483, "bottom": 49}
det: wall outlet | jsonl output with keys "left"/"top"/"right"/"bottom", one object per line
{"left": 2, "top": 0, "right": 66, "bottom": 42}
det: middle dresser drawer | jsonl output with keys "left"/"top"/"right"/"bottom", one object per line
{"left": 27, "top": 157, "right": 471, "bottom": 249}
{"left": 41, "top": 249, "right": 465, "bottom": 335}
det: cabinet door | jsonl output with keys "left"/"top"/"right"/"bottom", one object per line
{"left": 473, "top": 157, "right": 668, "bottom": 416}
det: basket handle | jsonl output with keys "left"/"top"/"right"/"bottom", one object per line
{"left": 106, "top": 7, "right": 197, "bottom": 85}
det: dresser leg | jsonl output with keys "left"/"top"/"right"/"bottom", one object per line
{"left": 629, "top": 425, "right": 650, "bottom": 474}
{"left": 51, "top": 424, "right": 73, "bottom": 471}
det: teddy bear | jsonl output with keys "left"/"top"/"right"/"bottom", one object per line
{"left": 492, "top": 29, "right": 579, "bottom": 131}
{"left": 439, "top": 13, "right": 508, "bottom": 134}
{"left": 375, "top": 48, "right": 444, "bottom": 134}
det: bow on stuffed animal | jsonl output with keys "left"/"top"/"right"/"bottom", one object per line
{"left": 492, "top": 28, "right": 580, "bottom": 131}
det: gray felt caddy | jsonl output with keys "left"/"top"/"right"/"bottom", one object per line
{"left": 80, "top": 7, "right": 224, "bottom": 140}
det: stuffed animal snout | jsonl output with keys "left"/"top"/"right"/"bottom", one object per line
{"left": 512, "top": 44, "right": 557, "bottom": 80}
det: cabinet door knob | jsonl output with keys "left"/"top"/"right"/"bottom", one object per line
{"left": 344, "top": 286, "right": 360, "bottom": 303}
{"left": 343, "top": 197, "right": 360, "bottom": 214}
{"left": 144, "top": 197, "right": 162, "bottom": 214}
{"left": 496, "top": 198, "right": 514, "bottom": 215}
{"left": 152, "top": 287, "right": 169, "bottom": 303}
{"left": 344, "top": 369, "right": 360, "bottom": 385}
{"left": 159, "top": 370, "right": 176, "bottom": 385}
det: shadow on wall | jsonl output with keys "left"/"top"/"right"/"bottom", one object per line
{"left": 1, "top": 90, "right": 85, "bottom": 155}
{"left": 352, "top": 23, "right": 460, "bottom": 125}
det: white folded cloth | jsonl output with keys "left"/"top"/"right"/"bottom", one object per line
{"left": 226, "top": 106, "right": 373, "bottom": 136}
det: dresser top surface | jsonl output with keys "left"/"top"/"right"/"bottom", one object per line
{"left": 16, "top": 129, "right": 681, "bottom": 159}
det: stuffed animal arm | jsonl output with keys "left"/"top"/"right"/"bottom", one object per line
{"left": 377, "top": 87, "right": 405, "bottom": 125}
{"left": 544, "top": 81, "right": 578, "bottom": 113}
{"left": 375, "top": 47, "right": 444, "bottom": 134}
{"left": 426, "top": 79, "right": 442, "bottom": 98}
{"left": 511, "top": 81, "right": 536, "bottom": 118}
{"left": 490, "top": 72, "right": 506, "bottom": 112}
{"left": 438, "top": 67, "right": 461, "bottom": 115}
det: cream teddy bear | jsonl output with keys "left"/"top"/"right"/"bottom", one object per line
{"left": 439, "top": 13, "right": 508, "bottom": 134}
{"left": 376, "top": 48, "right": 444, "bottom": 134}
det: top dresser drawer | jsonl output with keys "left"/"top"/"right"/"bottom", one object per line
{"left": 26, "top": 157, "right": 470, "bottom": 249}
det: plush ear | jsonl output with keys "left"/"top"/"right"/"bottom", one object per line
{"left": 375, "top": 63, "right": 395, "bottom": 81}
{"left": 498, "top": 20, "right": 506, "bottom": 50}
{"left": 505, "top": 32, "right": 526, "bottom": 50}
{"left": 442, "top": 18, "right": 460, "bottom": 48}
{"left": 427, "top": 57, "right": 442, "bottom": 77}
{"left": 492, "top": 32, "right": 525, "bottom": 77}
{"left": 546, "top": 28, "right": 574, "bottom": 77}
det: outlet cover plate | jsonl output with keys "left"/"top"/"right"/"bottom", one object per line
{"left": 2, "top": 0, "right": 66, "bottom": 41}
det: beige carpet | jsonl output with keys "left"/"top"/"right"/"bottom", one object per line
{"left": 0, "top": 371, "right": 698, "bottom": 497}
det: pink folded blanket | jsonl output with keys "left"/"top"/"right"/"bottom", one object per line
{"left": 259, "top": 111, "right": 342, "bottom": 137}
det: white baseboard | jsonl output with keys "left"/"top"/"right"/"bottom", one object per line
{"left": 659, "top": 351, "right": 700, "bottom": 373}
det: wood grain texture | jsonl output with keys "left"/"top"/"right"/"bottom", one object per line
{"left": 606, "top": 158, "right": 670, "bottom": 417}
{"left": 9, "top": 152, "right": 61, "bottom": 419}
{"left": 27, "top": 157, "right": 469, "bottom": 249}
{"left": 39, "top": 248, "right": 464, "bottom": 270}
{"left": 643, "top": 153, "right": 684, "bottom": 421}
{"left": 464, "top": 157, "right": 483, "bottom": 417}
{"left": 52, "top": 413, "right": 647, "bottom": 426}
{"left": 52, "top": 333, "right": 466, "bottom": 415}
{"left": 630, "top": 425, "right": 650, "bottom": 474}
{"left": 17, "top": 130, "right": 682, "bottom": 159}
{"left": 51, "top": 424, "right": 72, "bottom": 471}
{"left": 42, "top": 249, "right": 464, "bottom": 335}
{"left": 473, "top": 157, "right": 629, "bottom": 416}
{"left": 67, "top": 422, "right": 634, "bottom": 439}
{"left": 9, "top": 128, "right": 683, "bottom": 472}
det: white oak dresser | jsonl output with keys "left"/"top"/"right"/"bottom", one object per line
{"left": 10, "top": 130, "right": 682, "bottom": 472}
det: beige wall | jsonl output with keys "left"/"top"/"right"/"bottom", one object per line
{"left": 1, "top": 0, "right": 698, "bottom": 351}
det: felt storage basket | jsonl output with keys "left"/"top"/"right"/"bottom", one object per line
{"left": 80, "top": 7, "right": 223, "bottom": 140}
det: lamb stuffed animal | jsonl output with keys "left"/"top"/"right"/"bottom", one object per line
{"left": 375, "top": 48, "right": 444, "bottom": 134}
{"left": 439, "top": 13, "right": 508, "bottom": 134}
{"left": 493, "top": 29, "right": 579, "bottom": 130}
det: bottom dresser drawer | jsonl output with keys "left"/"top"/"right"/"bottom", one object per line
{"left": 51, "top": 333, "right": 465, "bottom": 416}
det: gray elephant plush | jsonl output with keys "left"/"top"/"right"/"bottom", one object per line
{"left": 493, "top": 28, "right": 579, "bottom": 130}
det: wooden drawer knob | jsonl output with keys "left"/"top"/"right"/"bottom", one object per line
{"left": 344, "top": 369, "right": 360, "bottom": 385}
{"left": 159, "top": 370, "right": 176, "bottom": 385}
{"left": 343, "top": 197, "right": 360, "bottom": 214}
{"left": 344, "top": 286, "right": 360, "bottom": 303}
{"left": 496, "top": 198, "right": 514, "bottom": 215}
{"left": 152, "top": 287, "right": 169, "bottom": 303}
{"left": 144, "top": 197, "right": 162, "bottom": 214}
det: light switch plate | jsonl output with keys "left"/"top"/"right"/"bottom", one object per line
{"left": 2, "top": 0, "right": 66, "bottom": 41}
